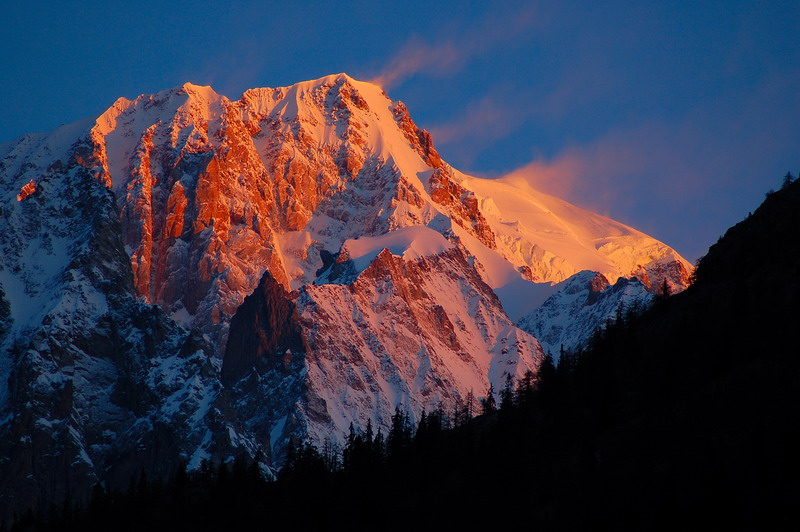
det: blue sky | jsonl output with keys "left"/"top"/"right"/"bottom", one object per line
{"left": 2, "top": 0, "right": 798, "bottom": 261}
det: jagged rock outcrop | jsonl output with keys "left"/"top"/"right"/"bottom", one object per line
{"left": 93, "top": 83, "right": 287, "bottom": 352}
{"left": 222, "top": 271, "right": 305, "bottom": 385}
{"left": 428, "top": 167, "right": 497, "bottom": 249}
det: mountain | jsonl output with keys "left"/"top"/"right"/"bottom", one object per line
{"left": 0, "top": 73, "right": 690, "bottom": 516}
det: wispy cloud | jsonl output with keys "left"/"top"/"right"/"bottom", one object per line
{"left": 425, "top": 87, "right": 538, "bottom": 167}
{"left": 500, "top": 130, "right": 653, "bottom": 217}
{"left": 429, "top": 91, "right": 520, "bottom": 145}
{"left": 494, "top": 125, "right": 720, "bottom": 262}
{"left": 370, "top": 37, "right": 463, "bottom": 90}
{"left": 370, "top": 4, "right": 539, "bottom": 90}
{"left": 480, "top": 62, "right": 797, "bottom": 205}
{"left": 181, "top": 35, "right": 271, "bottom": 98}
{"left": 423, "top": 34, "right": 618, "bottom": 165}
{"left": 496, "top": 67, "right": 800, "bottom": 262}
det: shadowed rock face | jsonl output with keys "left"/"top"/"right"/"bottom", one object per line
{"left": 222, "top": 271, "right": 305, "bottom": 385}
{"left": 0, "top": 155, "right": 254, "bottom": 520}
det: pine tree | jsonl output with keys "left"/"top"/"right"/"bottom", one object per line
{"left": 465, "top": 389, "right": 476, "bottom": 421}
{"left": 373, "top": 429, "right": 386, "bottom": 461}
{"left": 782, "top": 171, "right": 794, "bottom": 189}
{"left": 365, "top": 419, "right": 374, "bottom": 447}
{"left": 342, "top": 423, "right": 360, "bottom": 472}
{"left": 500, "top": 374, "right": 515, "bottom": 411}
{"left": 481, "top": 383, "right": 497, "bottom": 415}
{"left": 432, "top": 402, "right": 449, "bottom": 430}
{"left": 388, "top": 407, "right": 412, "bottom": 459}
{"left": 346, "top": 422, "right": 356, "bottom": 449}
{"left": 660, "top": 278, "right": 671, "bottom": 298}
{"left": 452, "top": 395, "right": 465, "bottom": 427}
{"left": 417, "top": 409, "right": 428, "bottom": 434}
{"left": 516, "top": 370, "right": 535, "bottom": 408}
{"left": 537, "top": 354, "right": 557, "bottom": 397}
{"left": 282, "top": 438, "right": 298, "bottom": 478}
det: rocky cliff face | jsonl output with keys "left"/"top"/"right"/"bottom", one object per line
{"left": 0, "top": 72, "right": 693, "bottom": 517}
{"left": 92, "top": 83, "right": 287, "bottom": 353}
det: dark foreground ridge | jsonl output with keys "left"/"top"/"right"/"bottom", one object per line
{"left": 7, "top": 178, "right": 799, "bottom": 531}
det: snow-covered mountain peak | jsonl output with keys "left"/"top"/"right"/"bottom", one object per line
{"left": 238, "top": 72, "right": 434, "bottom": 179}
{"left": 1, "top": 73, "right": 692, "bottom": 343}
{"left": 1, "top": 73, "right": 699, "bottom": 514}
{"left": 2, "top": 71, "right": 692, "bottom": 410}
{"left": 94, "top": 82, "right": 225, "bottom": 131}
